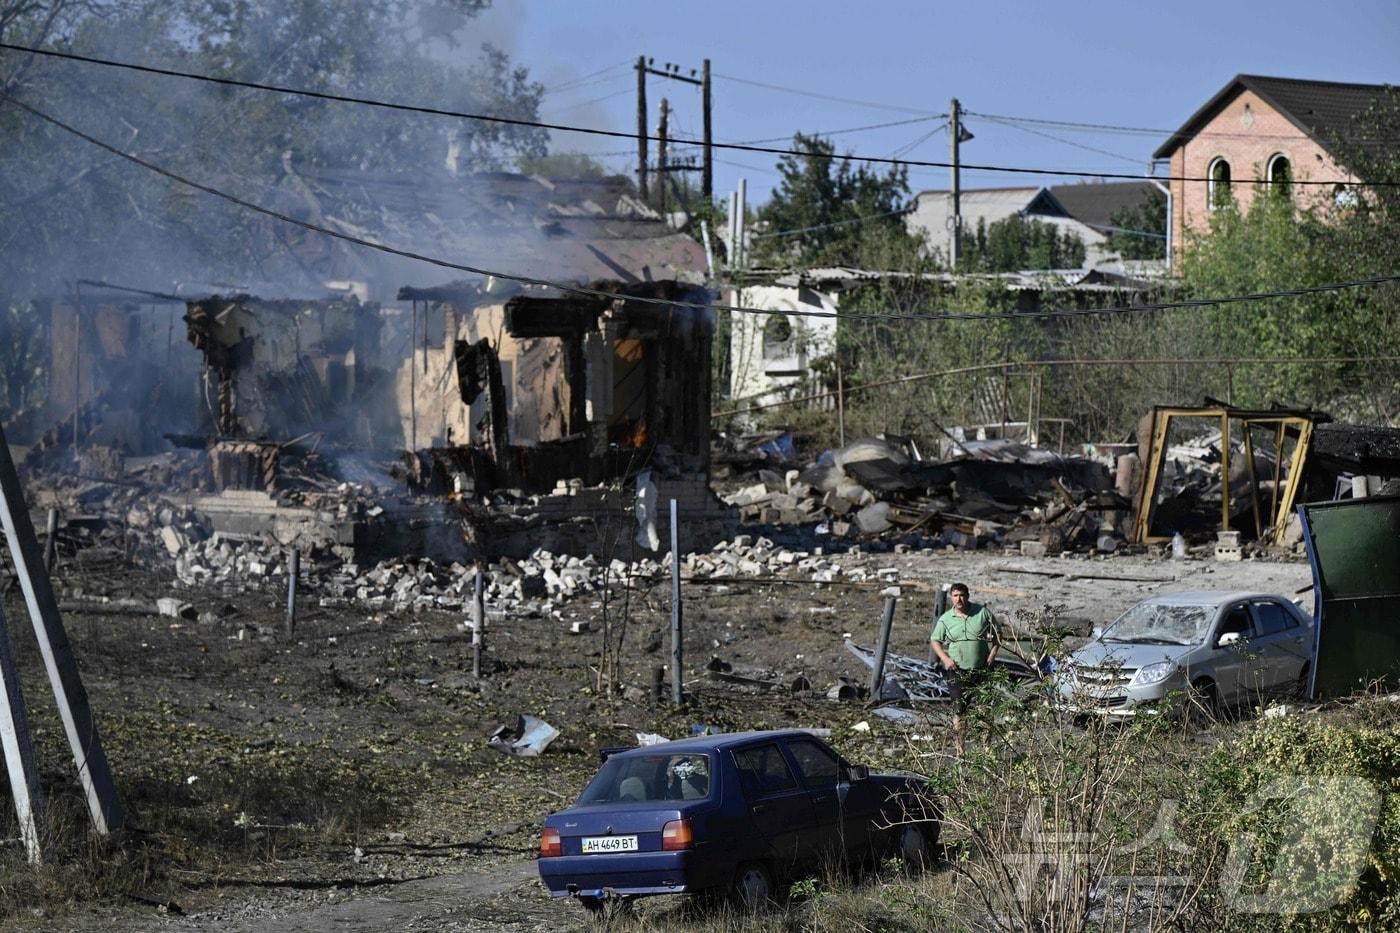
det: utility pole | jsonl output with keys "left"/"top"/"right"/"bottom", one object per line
{"left": 949, "top": 97, "right": 962, "bottom": 269}
{"left": 638, "top": 57, "right": 705, "bottom": 205}
{"left": 657, "top": 97, "right": 670, "bottom": 214}
{"left": 702, "top": 59, "right": 713, "bottom": 199}
{"left": 635, "top": 56, "right": 648, "bottom": 202}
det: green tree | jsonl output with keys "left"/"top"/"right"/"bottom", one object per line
{"left": 750, "top": 132, "right": 920, "bottom": 268}
{"left": 1105, "top": 187, "right": 1167, "bottom": 261}
{"left": 516, "top": 151, "right": 611, "bottom": 178}
{"left": 959, "top": 215, "right": 1086, "bottom": 272}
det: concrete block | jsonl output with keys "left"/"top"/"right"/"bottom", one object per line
{"left": 1020, "top": 540, "right": 1048, "bottom": 558}
{"left": 855, "top": 502, "right": 892, "bottom": 534}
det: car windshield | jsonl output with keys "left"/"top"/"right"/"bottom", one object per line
{"left": 577, "top": 752, "right": 712, "bottom": 804}
{"left": 1101, "top": 602, "right": 1212, "bottom": 646}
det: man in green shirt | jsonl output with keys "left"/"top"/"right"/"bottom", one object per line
{"left": 930, "top": 582, "right": 1000, "bottom": 756}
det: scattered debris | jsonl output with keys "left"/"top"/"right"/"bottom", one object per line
{"left": 722, "top": 435, "right": 1125, "bottom": 552}
{"left": 488, "top": 715, "right": 560, "bottom": 757}
{"left": 844, "top": 640, "right": 1040, "bottom": 702}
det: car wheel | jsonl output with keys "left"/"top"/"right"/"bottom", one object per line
{"left": 1188, "top": 679, "right": 1220, "bottom": 728}
{"left": 1296, "top": 662, "right": 1312, "bottom": 700}
{"left": 898, "top": 823, "right": 936, "bottom": 874}
{"left": 730, "top": 862, "right": 775, "bottom": 913}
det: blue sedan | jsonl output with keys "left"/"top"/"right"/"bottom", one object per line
{"left": 537, "top": 729, "right": 940, "bottom": 912}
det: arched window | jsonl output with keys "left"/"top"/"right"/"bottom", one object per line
{"left": 1267, "top": 154, "right": 1292, "bottom": 199}
{"left": 1207, "top": 158, "right": 1232, "bottom": 211}
{"left": 762, "top": 314, "right": 795, "bottom": 361}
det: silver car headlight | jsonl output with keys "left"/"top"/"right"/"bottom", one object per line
{"left": 1131, "top": 661, "right": 1177, "bottom": 687}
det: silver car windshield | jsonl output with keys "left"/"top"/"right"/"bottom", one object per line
{"left": 1102, "top": 603, "right": 1212, "bottom": 646}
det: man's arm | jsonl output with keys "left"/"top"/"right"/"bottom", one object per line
{"left": 985, "top": 608, "right": 1000, "bottom": 664}
{"left": 930, "top": 617, "right": 957, "bottom": 670}
{"left": 931, "top": 640, "right": 957, "bottom": 670}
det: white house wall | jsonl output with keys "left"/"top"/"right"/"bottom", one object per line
{"left": 728, "top": 284, "right": 839, "bottom": 411}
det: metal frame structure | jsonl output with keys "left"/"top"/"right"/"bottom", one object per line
{"left": 1133, "top": 405, "right": 1317, "bottom": 545}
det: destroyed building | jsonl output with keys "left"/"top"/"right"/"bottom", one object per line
{"left": 31, "top": 290, "right": 202, "bottom": 459}
{"left": 165, "top": 172, "right": 736, "bottom": 558}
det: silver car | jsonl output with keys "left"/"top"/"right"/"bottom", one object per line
{"left": 1057, "top": 591, "right": 1314, "bottom": 719}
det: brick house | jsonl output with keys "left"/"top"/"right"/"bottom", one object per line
{"left": 1153, "top": 74, "right": 1390, "bottom": 266}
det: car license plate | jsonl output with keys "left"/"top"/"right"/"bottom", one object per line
{"left": 581, "top": 835, "right": 638, "bottom": 854}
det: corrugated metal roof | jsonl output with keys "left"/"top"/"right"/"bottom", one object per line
{"left": 257, "top": 168, "right": 707, "bottom": 298}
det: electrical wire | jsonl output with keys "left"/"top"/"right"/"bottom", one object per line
{"left": 710, "top": 71, "right": 942, "bottom": 115}
{"left": 751, "top": 206, "right": 913, "bottom": 240}
{"left": 970, "top": 113, "right": 1145, "bottom": 165}
{"left": 888, "top": 122, "right": 948, "bottom": 158}
{"left": 543, "top": 61, "right": 632, "bottom": 94}
{"left": 2, "top": 42, "right": 1385, "bottom": 187}
{"left": 965, "top": 109, "right": 1400, "bottom": 145}
{"left": 4, "top": 91, "right": 1395, "bottom": 328}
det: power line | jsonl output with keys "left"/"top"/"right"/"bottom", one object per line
{"left": 965, "top": 108, "right": 1400, "bottom": 145}
{"left": 970, "top": 113, "right": 1145, "bottom": 166}
{"left": 5, "top": 91, "right": 1396, "bottom": 329}
{"left": 3, "top": 42, "right": 1384, "bottom": 188}
{"left": 710, "top": 72, "right": 942, "bottom": 115}
{"left": 751, "top": 206, "right": 913, "bottom": 240}
{"left": 543, "top": 61, "right": 632, "bottom": 94}
{"left": 721, "top": 113, "right": 948, "bottom": 147}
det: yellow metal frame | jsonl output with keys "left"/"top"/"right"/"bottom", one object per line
{"left": 1133, "top": 406, "right": 1314, "bottom": 545}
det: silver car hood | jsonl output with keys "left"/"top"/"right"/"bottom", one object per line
{"left": 1070, "top": 640, "right": 1195, "bottom": 670}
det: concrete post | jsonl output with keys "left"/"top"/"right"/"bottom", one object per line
{"left": 870, "top": 595, "right": 897, "bottom": 695}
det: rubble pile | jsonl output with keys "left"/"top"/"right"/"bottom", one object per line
{"left": 721, "top": 436, "right": 1129, "bottom": 553}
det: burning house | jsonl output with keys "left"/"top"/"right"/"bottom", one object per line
{"left": 168, "top": 172, "right": 734, "bottom": 558}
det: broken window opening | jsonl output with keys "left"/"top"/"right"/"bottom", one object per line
{"left": 610, "top": 336, "right": 654, "bottom": 448}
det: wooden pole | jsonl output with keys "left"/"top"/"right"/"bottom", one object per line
{"left": 669, "top": 498, "right": 683, "bottom": 706}
{"left": 43, "top": 508, "right": 57, "bottom": 574}
{"left": 835, "top": 353, "right": 846, "bottom": 447}
{"left": 928, "top": 585, "right": 949, "bottom": 665}
{"left": 0, "top": 599, "right": 43, "bottom": 864}
{"left": 870, "top": 595, "right": 897, "bottom": 695}
{"left": 71, "top": 286, "right": 82, "bottom": 463}
{"left": 635, "top": 56, "right": 648, "bottom": 201}
{"left": 949, "top": 98, "right": 962, "bottom": 268}
{"left": 701, "top": 59, "right": 713, "bottom": 199}
{"left": 0, "top": 421, "right": 122, "bottom": 834}
{"left": 285, "top": 547, "right": 299, "bottom": 636}
{"left": 472, "top": 564, "right": 484, "bottom": 679}
{"left": 657, "top": 97, "right": 669, "bottom": 214}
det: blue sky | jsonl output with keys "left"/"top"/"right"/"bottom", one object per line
{"left": 485, "top": 0, "right": 1399, "bottom": 203}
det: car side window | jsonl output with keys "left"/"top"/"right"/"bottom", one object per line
{"left": 1218, "top": 605, "right": 1254, "bottom": 640}
{"left": 1250, "top": 601, "right": 1296, "bottom": 637}
{"left": 734, "top": 744, "right": 797, "bottom": 797}
{"left": 785, "top": 739, "right": 842, "bottom": 789}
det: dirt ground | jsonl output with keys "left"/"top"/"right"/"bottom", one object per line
{"left": 0, "top": 536, "right": 1313, "bottom": 932}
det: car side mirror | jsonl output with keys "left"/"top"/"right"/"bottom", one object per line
{"left": 847, "top": 764, "right": 870, "bottom": 782}
{"left": 1217, "top": 631, "right": 1241, "bottom": 649}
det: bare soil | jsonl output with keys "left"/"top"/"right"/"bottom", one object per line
{"left": 0, "top": 541, "right": 1312, "bottom": 932}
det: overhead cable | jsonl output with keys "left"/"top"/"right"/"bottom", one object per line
{"left": 5, "top": 91, "right": 1396, "bottom": 328}
{"left": 0, "top": 43, "right": 1386, "bottom": 187}
{"left": 751, "top": 206, "right": 914, "bottom": 240}
{"left": 965, "top": 108, "right": 1400, "bottom": 145}
{"left": 710, "top": 72, "right": 943, "bottom": 115}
